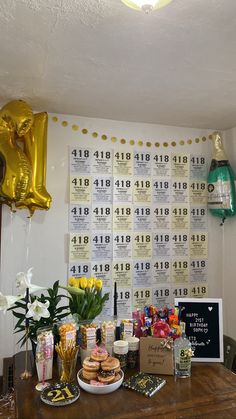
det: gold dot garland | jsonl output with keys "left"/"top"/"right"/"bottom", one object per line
{"left": 51, "top": 115, "right": 213, "bottom": 148}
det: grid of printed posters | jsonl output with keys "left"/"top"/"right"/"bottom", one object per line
{"left": 69, "top": 147, "right": 209, "bottom": 318}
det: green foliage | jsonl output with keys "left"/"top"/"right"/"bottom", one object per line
{"left": 63, "top": 287, "right": 109, "bottom": 320}
{"left": 8, "top": 281, "right": 69, "bottom": 346}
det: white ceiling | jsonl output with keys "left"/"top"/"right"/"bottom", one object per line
{"left": 1, "top": 0, "right": 236, "bottom": 130}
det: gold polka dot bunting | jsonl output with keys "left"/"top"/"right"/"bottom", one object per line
{"left": 51, "top": 116, "right": 213, "bottom": 148}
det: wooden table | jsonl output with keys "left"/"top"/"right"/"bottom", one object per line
{"left": 14, "top": 351, "right": 236, "bottom": 419}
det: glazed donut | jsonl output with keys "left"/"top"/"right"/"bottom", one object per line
{"left": 97, "top": 369, "right": 115, "bottom": 384}
{"left": 90, "top": 346, "right": 108, "bottom": 362}
{"left": 113, "top": 372, "right": 121, "bottom": 383}
{"left": 90, "top": 380, "right": 105, "bottom": 387}
{"left": 82, "top": 357, "right": 100, "bottom": 372}
{"left": 82, "top": 368, "right": 98, "bottom": 381}
{"left": 101, "top": 356, "right": 120, "bottom": 371}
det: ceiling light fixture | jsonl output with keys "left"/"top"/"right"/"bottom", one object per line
{"left": 121, "top": 0, "right": 173, "bottom": 14}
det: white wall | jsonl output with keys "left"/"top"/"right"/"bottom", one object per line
{"left": 0, "top": 113, "right": 224, "bottom": 373}
{"left": 221, "top": 127, "right": 236, "bottom": 341}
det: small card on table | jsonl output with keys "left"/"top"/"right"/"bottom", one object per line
{"left": 123, "top": 372, "right": 166, "bottom": 397}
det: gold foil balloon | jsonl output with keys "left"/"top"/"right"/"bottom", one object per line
{"left": 16, "top": 112, "right": 52, "bottom": 215}
{"left": 0, "top": 100, "right": 33, "bottom": 207}
{"left": 0, "top": 99, "right": 52, "bottom": 215}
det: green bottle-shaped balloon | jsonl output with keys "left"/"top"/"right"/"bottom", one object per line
{"left": 207, "top": 131, "right": 236, "bottom": 223}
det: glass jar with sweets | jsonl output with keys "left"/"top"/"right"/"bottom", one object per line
{"left": 113, "top": 340, "right": 128, "bottom": 371}
{"left": 126, "top": 336, "right": 139, "bottom": 368}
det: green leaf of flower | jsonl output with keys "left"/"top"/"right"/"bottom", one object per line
{"left": 60, "top": 285, "right": 85, "bottom": 295}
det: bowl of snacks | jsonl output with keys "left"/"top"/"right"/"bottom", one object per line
{"left": 77, "top": 346, "right": 124, "bottom": 394}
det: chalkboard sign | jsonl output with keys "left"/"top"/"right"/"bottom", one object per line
{"left": 175, "top": 298, "right": 223, "bottom": 362}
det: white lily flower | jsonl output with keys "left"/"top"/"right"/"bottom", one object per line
{"left": 16, "top": 267, "right": 46, "bottom": 295}
{"left": 0, "top": 293, "right": 23, "bottom": 313}
{"left": 26, "top": 299, "right": 50, "bottom": 321}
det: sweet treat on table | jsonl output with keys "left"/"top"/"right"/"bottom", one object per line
{"left": 90, "top": 345, "right": 108, "bottom": 362}
{"left": 82, "top": 369, "right": 98, "bottom": 381}
{"left": 113, "top": 373, "right": 122, "bottom": 383}
{"left": 98, "top": 356, "right": 121, "bottom": 383}
{"left": 58, "top": 320, "right": 77, "bottom": 350}
{"left": 120, "top": 319, "right": 134, "bottom": 340}
{"left": 81, "top": 350, "right": 121, "bottom": 386}
{"left": 97, "top": 369, "right": 115, "bottom": 383}
{"left": 80, "top": 323, "right": 97, "bottom": 350}
{"left": 55, "top": 341, "right": 79, "bottom": 383}
{"left": 36, "top": 328, "right": 54, "bottom": 382}
{"left": 83, "top": 357, "right": 100, "bottom": 372}
{"left": 101, "top": 356, "right": 120, "bottom": 372}
{"left": 113, "top": 340, "right": 129, "bottom": 371}
{"left": 89, "top": 380, "right": 105, "bottom": 387}
{"left": 101, "top": 320, "right": 116, "bottom": 347}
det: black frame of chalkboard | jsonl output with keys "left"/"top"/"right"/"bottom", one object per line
{"left": 175, "top": 298, "right": 223, "bottom": 362}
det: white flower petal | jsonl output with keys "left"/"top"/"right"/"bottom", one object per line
{"left": 26, "top": 267, "right": 34, "bottom": 284}
{"left": 28, "top": 284, "right": 46, "bottom": 294}
{"left": 0, "top": 293, "right": 22, "bottom": 313}
{"left": 16, "top": 272, "right": 28, "bottom": 294}
{"left": 32, "top": 312, "right": 41, "bottom": 321}
{"left": 26, "top": 299, "right": 50, "bottom": 321}
{"left": 15, "top": 268, "right": 46, "bottom": 295}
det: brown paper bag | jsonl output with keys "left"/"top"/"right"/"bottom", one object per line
{"left": 139, "top": 337, "right": 174, "bottom": 375}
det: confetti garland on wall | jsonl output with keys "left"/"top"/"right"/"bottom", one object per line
{"left": 51, "top": 116, "right": 213, "bottom": 148}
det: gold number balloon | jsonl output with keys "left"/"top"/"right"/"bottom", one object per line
{"left": 0, "top": 99, "right": 52, "bottom": 215}
{"left": 0, "top": 100, "right": 33, "bottom": 207}
{"left": 16, "top": 112, "right": 52, "bottom": 215}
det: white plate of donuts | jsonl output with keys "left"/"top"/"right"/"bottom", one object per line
{"left": 77, "top": 346, "right": 124, "bottom": 394}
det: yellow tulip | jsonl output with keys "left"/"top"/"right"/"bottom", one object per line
{"left": 79, "top": 277, "right": 87, "bottom": 289}
{"left": 90, "top": 277, "right": 97, "bottom": 287}
{"left": 87, "top": 278, "right": 93, "bottom": 289}
{"left": 75, "top": 278, "right": 80, "bottom": 288}
{"left": 95, "top": 279, "right": 103, "bottom": 290}
{"left": 68, "top": 277, "right": 77, "bottom": 287}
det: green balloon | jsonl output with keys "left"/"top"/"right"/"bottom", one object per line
{"left": 207, "top": 159, "right": 236, "bottom": 223}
